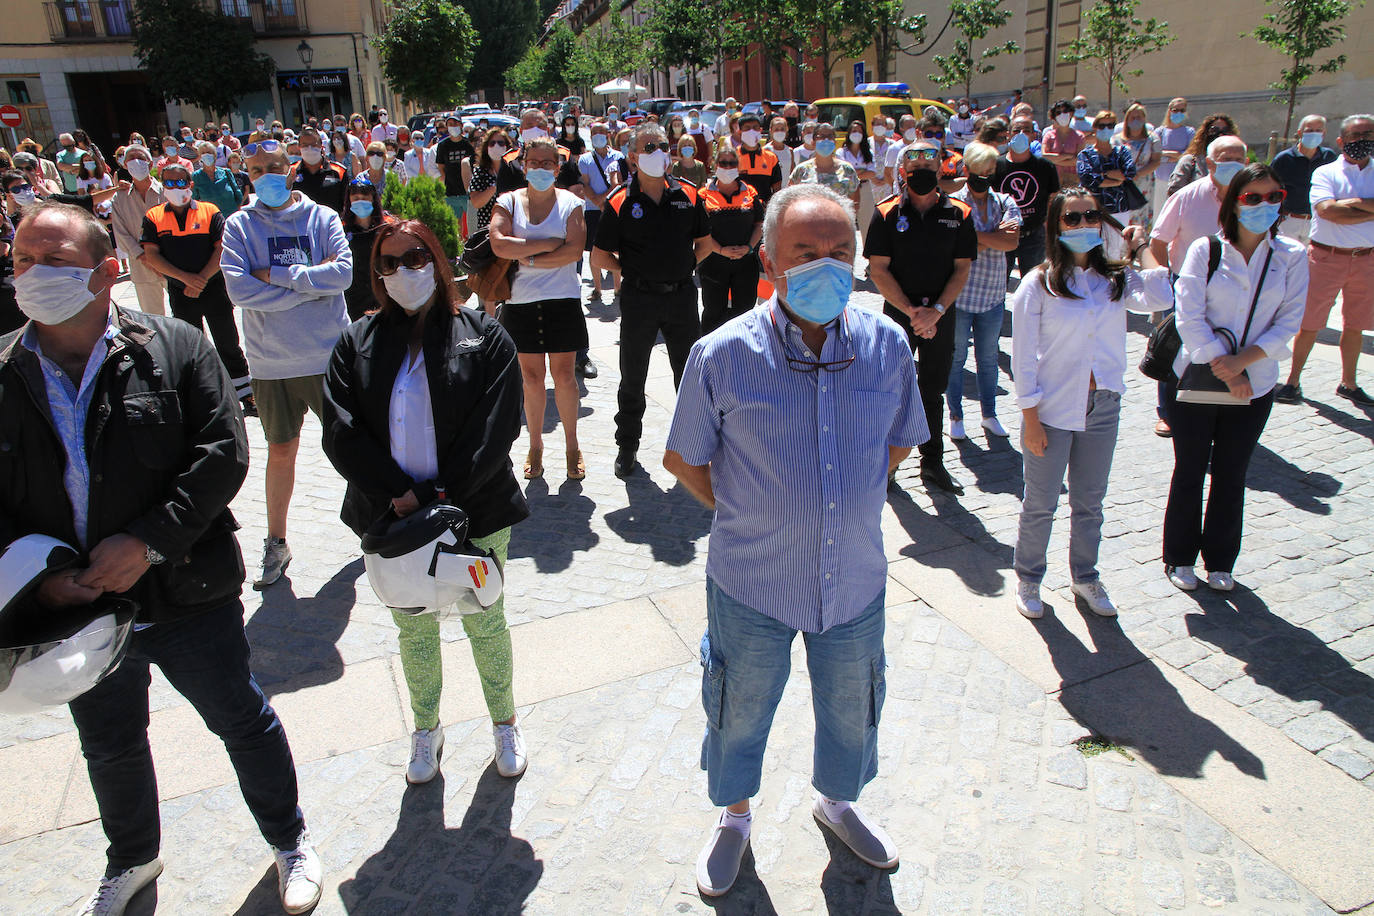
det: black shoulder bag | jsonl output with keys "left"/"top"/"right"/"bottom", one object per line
{"left": 1175, "top": 242, "right": 1276, "bottom": 406}
{"left": 1139, "top": 236, "right": 1222, "bottom": 381}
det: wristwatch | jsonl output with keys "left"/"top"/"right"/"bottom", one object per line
{"left": 525, "top": 256, "right": 535, "bottom": 267}
{"left": 145, "top": 545, "right": 165, "bottom": 565}
{"left": 932, "top": 303, "right": 947, "bottom": 315}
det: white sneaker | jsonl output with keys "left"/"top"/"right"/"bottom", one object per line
{"left": 77, "top": 860, "right": 163, "bottom": 916}
{"left": 949, "top": 418, "right": 967, "bottom": 440}
{"left": 273, "top": 828, "right": 323, "bottom": 915}
{"left": 1071, "top": 580, "right": 1118, "bottom": 617}
{"left": 254, "top": 537, "right": 292, "bottom": 589}
{"left": 1015, "top": 581, "right": 1044, "bottom": 619}
{"left": 1206, "top": 570, "right": 1235, "bottom": 591}
{"left": 493, "top": 722, "right": 527, "bottom": 777}
{"left": 981, "top": 416, "right": 1009, "bottom": 437}
{"left": 1167, "top": 565, "right": 1199, "bottom": 591}
{"left": 407, "top": 726, "right": 444, "bottom": 784}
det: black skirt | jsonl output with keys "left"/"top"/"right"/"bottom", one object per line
{"left": 498, "top": 297, "right": 589, "bottom": 354}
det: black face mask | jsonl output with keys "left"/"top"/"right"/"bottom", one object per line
{"left": 907, "top": 168, "right": 938, "bottom": 195}
{"left": 966, "top": 174, "right": 991, "bottom": 193}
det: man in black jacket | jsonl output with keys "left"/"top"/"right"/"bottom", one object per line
{"left": 0, "top": 202, "right": 321, "bottom": 916}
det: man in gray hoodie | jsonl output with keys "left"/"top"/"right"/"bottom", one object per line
{"left": 221, "top": 139, "right": 352, "bottom": 588}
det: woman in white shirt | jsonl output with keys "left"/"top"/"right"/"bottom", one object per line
{"left": 1163, "top": 164, "right": 1307, "bottom": 592}
{"left": 1011, "top": 188, "right": 1170, "bottom": 619}
{"left": 489, "top": 137, "right": 588, "bottom": 481}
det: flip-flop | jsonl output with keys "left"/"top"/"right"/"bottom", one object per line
{"left": 567, "top": 449, "right": 586, "bottom": 480}
{"left": 523, "top": 446, "right": 543, "bottom": 479}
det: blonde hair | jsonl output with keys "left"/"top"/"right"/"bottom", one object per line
{"left": 962, "top": 141, "right": 999, "bottom": 173}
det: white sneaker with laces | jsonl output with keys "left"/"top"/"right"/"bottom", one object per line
{"left": 1015, "top": 581, "right": 1044, "bottom": 619}
{"left": 981, "top": 416, "right": 1009, "bottom": 437}
{"left": 77, "top": 860, "right": 163, "bottom": 916}
{"left": 949, "top": 418, "right": 967, "bottom": 440}
{"left": 1167, "top": 565, "right": 1199, "bottom": 591}
{"left": 254, "top": 537, "right": 292, "bottom": 590}
{"left": 493, "top": 722, "right": 527, "bottom": 777}
{"left": 1072, "top": 580, "right": 1118, "bottom": 617}
{"left": 273, "top": 828, "right": 322, "bottom": 915}
{"left": 1206, "top": 570, "right": 1235, "bottom": 591}
{"left": 406, "top": 726, "right": 444, "bottom": 784}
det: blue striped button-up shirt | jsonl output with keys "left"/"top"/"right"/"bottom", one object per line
{"left": 667, "top": 298, "right": 928, "bottom": 633}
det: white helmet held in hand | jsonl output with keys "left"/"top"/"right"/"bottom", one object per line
{"left": 361, "top": 503, "right": 504, "bottom": 617}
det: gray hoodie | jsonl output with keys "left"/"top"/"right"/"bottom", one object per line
{"left": 221, "top": 190, "right": 352, "bottom": 380}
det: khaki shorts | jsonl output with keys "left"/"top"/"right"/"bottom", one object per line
{"left": 251, "top": 375, "right": 325, "bottom": 444}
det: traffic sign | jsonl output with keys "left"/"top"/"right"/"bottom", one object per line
{"left": 0, "top": 105, "right": 21, "bottom": 128}
{"left": 854, "top": 62, "right": 864, "bottom": 91}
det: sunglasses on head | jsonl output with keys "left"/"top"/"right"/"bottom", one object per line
{"left": 375, "top": 247, "right": 434, "bottom": 276}
{"left": 242, "top": 139, "right": 282, "bottom": 156}
{"left": 900, "top": 147, "right": 941, "bottom": 162}
{"left": 163, "top": 177, "right": 190, "bottom": 189}
{"left": 1061, "top": 209, "right": 1103, "bottom": 227}
{"left": 640, "top": 141, "right": 671, "bottom": 153}
{"left": 1238, "top": 189, "right": 1287, "bottom": 206}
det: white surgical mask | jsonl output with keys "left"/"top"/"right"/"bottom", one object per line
{"left": 300, "top": 147, "right": 323, "bottom": 165}
{"left": 15, "top": 264, "right": 103, "bottom": 325}
{"left": 382, "top": 263, "right": 435, "bottom": 312}
{"left": 199, "top": 153, "right": 216, "bottom": 168}
{"left": 369, "top": 154, "right": 385, "bottom": 169}
{"left": 384, "top": 150, "right": 396, "bottom": 161}
{"left": 637, "top": 149, "right": 670, "bottom": 178}
{"left": 849, "top": 131, "right": 864, "bottom": 144}
{"left": 519, "top": 128, "right": 547, "bottom": 143}
{"left": 872, "top": 125, "right": 887, "bottom": 138}
{"left": 379, "top": 114, "right": 389, "bottom": 124}
{"left": 591, "top": 134, "right": 608, "bottom": 149}
{"left": 742, "top": 129, "right": 761, "bottom": 146}
{"left": 126, "top": 159, "right": 151, "bottom": 180}
{"left": 11, "top": 188, "right": 36, "bottom": 206}
{"left": 772, "top": 130, "right": 787, "bottom": 143}
{"left": 903, "top": 128, "right": 917, "bottom": 142}
{"left": 1055, "top": 113, "right": 1072, "bottom": 127}
{"left": 165, "top": 188, "right": 192, "bottom": 206}
{"left": 449, "top": 126, "right": 462, "bottom": 138}
{"left": 715, "top": 167, "right": 739, "bottom": 184}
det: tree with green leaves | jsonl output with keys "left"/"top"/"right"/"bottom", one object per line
{"left": 539, "top": 22, "right": 581, "bottom": 98}
{"left": 799, "top": 0, "right": 876, "bottom": 91}
{"left": 505, "top": 43, "right": 547, "bottom": 99}
{"left": 1248, "top": 0, "right": 1355, "bottom": 138}
{"left": 643, "top": 0, "right": 749, "bottom": 99}
{"left": 130, "top": 0, "right": 274, "bottom": 118}
{"left": 871, "top": 0, "right": 929, "bottom": 82}
{"left": 1060, "top": 0, "right": 1173, "bottom": 110}
{"left": 929, "top": 0, "right": 1019, "bottom": 100}
{"left": 460, "top": 0, "right": 540, "bottom": 95}
{"left": 374, "top": 0, "right": 479, "bottom": 109}
{"left": 579, "top": 10, "right": 650, "bottom": 87}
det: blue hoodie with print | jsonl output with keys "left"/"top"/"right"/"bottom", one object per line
{"left": 221, "top": 190, "right": 352, "bottom": 379}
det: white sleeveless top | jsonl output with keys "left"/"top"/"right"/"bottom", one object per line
{"left": 499, "top": 188, "right": 581, "bottom": 304}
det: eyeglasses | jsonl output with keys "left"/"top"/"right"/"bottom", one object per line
{"left": 769, "top": 311, "right": 855, "bottom": 373}
{"left": 5, "top": 183, "right": 32, "bottom": 195}
{"left": 375, "top": 246, "right": 434, "bottom": 276}
{"left": 1238, "top": 189, "right": 1287, "bottom": 206}
{"left": 1061, "top": 209, "right": 1103, "bottom": 227}
{"left": 922, "top": 130, "right": 945, "bottom": 139}
{"left": 900, "top": 147, "right": 941, "bottom": 162}
{"left": 242, "top": 139, "right": 282, "bottom": 156}
{"left": 163, "top": 178, "right": 190, "bottom": 189}
{"left": 640, "top": 141, "right": 670, "bottom": 153}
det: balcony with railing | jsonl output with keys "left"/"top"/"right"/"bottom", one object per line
{"left": 218, "top": 0, "right": 309, "bottom": 35}
{"left": 43, "top": 0, "right": 135, "bottom": 42}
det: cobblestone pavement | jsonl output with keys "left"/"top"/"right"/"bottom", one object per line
{"left": 0, "top": 274, "right": 1368, "bottom": 914}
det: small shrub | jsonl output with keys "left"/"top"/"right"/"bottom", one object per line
{"left": 383, "top": 173, "right": 462, "bottom": 261}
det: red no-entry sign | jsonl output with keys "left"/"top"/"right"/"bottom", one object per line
{"left": 0, "top": 105, "right": 21, "bottom": 128}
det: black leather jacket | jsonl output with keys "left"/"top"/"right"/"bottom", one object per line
{"left": 0, "top": 308, "right": 249, "bottom": 623}
{"left": 322, "top": 302, "right": 528, "bottom": 539}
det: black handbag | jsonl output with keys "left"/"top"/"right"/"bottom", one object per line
{"left": 1119, "top": 178, "right": 1148, "bottom": 213}
{"left": 1176, "top": 243, "right": 1275, "bottom": 406}
{"left": 1139, "top": 237, "right": 1222, "bottom": 381}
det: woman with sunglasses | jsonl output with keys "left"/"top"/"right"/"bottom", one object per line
{"left": 462, "top": 127, "right": 508, "bottom": 235}
{"left": 342, "top": 175, "right": 391, "bottom": 320}
{"left": 1163, "top": 165, "right": 1306, "bottom": 593}
{"left": 1010, "top": 188, "right": 1170, "bottom": 619}
{"left": 322, "top": 219, "right": 529, "bottom": 785}
{"left": 489, "top": 136, "right": 588, "bottom": 480}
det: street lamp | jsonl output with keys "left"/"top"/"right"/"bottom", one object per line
{"left": 297, "top": 40, "right": 314, "bottom": 123}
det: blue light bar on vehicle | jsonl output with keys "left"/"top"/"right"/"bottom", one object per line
{"left": 855, "top": 82, "right": 911, "bottom": 98}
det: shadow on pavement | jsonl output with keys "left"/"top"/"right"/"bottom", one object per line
{"left": 246, "top": 559, "right": 363, "bottom": 699}
{"left": 509, "top": 477, "right": 600, "bottom": 573}
{"left": 949, "top": 427, "right": 1023, "bottom": 497}
{"left": 886, "top": 485, "right": 1012, "bottom": 597}
{"left": 1036, "top": 608, "right": 1265, "bottom": 779}
{"left": 1248, "top": 444, "right": 1341, "bottom": 515}
{"left": 818, "top": 828, "right": 902, "bottom": 915}
{"left": 336, "top": 768, "right": 543, "bottom": 914}
{"left": 1307, "top": 396, "right": 1374, "bottom": 443}
{"left": 700, "top": 846, "right": 780, "bottom": 915}
{"left": 1184, "top": 585, "right": 1374, "bottom": 745}
{"left": 604, "top": 476, "right": 712, "bottom": 566}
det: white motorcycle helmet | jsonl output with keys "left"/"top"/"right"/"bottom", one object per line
{"left": 360, "top": 503, "right": 503, "bottom": 617}
{"left": 0, "top": 535, "right": 137, "bottom": 714}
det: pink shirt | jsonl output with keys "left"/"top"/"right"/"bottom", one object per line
{"left": 1151, "top": 176, "right": 1223, "bottom": 274}
{"left": 1041, "top": 126, "right": 1084, "bottom": 185}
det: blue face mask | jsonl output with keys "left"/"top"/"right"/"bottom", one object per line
{"left": 349, "top": 199, "right": 374, "bottom": 219}
{"left": 591, "top": 134, "right": 608, "bottom": 149}
{"left": 1212, "top": 160, "right": 1245, "bottom": 188}
{"left": 253, "top": 172, "right": 292, "bottom": 207}
{"left": 1169, "top": 111, "right": 1187, "bottom": 126}
{"left": 1059, "top": 226, "right": 1103, "bottom": 253}
{"left": 1096, "top": 127, "right": 1114, "bottom": 143}
{"left": 288, "top": 154, "right": 302, "bottom": 165}
{"left": 815, "top": 138, "right": 837, "bottom": 157}
{"left": 780, "top": 257, "right": 852, "bottom": 324}
{"left": 1300, "top": 131, "right": 1324, "bottom": 150}
{"left": 1008, "top": 133, "right": 1032, "bottom": 155}
{"left": 527, "top": 168, "right": 557, "bottom": 192}
{"left": 1238, "top": 202, "right": 1281, "bottom": 234}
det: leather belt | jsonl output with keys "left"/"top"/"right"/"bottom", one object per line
{"left": 1285, "top": 212, "right": 1311, "bottom": 219}
{"left": 1311, "top": 240, "right": 1374, "bottom": 256}
{"left": 627, "top": 276, "right": 694, "bottom": 294}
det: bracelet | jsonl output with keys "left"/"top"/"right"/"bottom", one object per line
{"left": 1130, "top": 244, "right": 1146, "bottom": 259}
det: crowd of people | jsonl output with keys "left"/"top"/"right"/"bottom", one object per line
{"left": 0, "top": 86, "right": 1371, "bottom": 914}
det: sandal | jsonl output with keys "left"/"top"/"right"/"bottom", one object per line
{"left": 523, "top": 446, "right": 543, "bottom": 479}
{"left": 567, "top": 449, "right": 586, "bottom": 480}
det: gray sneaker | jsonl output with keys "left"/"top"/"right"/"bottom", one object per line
{"left": 695, "top": 816, "right": 750, "bottom": 897}
{"left": 254, "top": 537, "right": 292, "bottom": 590}
{"left": 812, "top": 798, "right": 899, "bottom": 868}
{"left": 77, "top": 859, "right": 163, "bottom": 916}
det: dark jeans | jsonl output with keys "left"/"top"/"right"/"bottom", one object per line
{"left": 698, "top": 253, "right": 759, "bottom": 335}
{"left": 616, "top": 283, "right": 701, "bottom": 451}
{"left": 168, "top": 275, "right": 251, "bottom": 396}
{"left": 1162, "top": 387, "right": 1274, "bottom": 572}
{"left": 68, "top": 600, "right": 303, "bottom": 872}
{"left": 1006, "top": 225, "right": 1046, "bottom": 279}
{"left": 885, "top": 302, "right": 956, "bottom": 467}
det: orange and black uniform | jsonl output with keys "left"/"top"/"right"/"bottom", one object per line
{"left": 863, "top": 192, "right": 976, "bottom": 467}
{"left": 698, "top": 178, "right": 764, "bottom": 333}
{"left": 594, "top": 173, "right": 709, "bottom": 451}
{"left": 737, "top": 145, "right": 782, "bottom": 203}
{"left": 293, "top": 159, "right": 348, "bottom": 215}
{"left": 140, "top": 200, "right": 251, "bottom": 397}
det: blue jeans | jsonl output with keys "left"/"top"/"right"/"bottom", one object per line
{"left": 699, "top": 578, "right": 886, "bottom": 807}
{"left": 946, "top": 305, "right": 1004, "bottom": 419}
{"left": 68, "top": 600, "right": 303, "bottom": 872}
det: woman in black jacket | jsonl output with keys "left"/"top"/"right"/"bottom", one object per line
{"left": 322, "top": 218, "right": 529, "bottom": 785}
{"left": 341, "top": 175, "right": 388, "bottom": 321}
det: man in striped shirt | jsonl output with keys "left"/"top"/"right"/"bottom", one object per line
{"left": 665, "top": 184, "right": 927, "bottom": 898}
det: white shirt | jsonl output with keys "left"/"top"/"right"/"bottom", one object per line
{"left": 948, "top": 115, "right": 977, "bottom": 149}
{"left": 1309, "top": 155, "right": 1374, "bottom": 248}
{"left": 1151, "top": 177, "right": 1224, "bottom": 274}
{"left": 404, "top": 145, "right": 439, "bottom": 180}
{"left": 1011, "top": 266, "right": 1171, "bottom": 430}
{"left": 839, "top": 147, "right": 875, "bottom": 180}
{"left": 870, "top": 137, "right": 897, "bottom": 196}
{"left": 1173, "top": 234, "right": 1308, "bottom": 397}
{"left": 388, "top": 350, "right": 439, "bottom": 482}
{"left": 499, "top": 188, "right": 583, "bottom": 303}
{"left": 371, "top": 122, "right": 399, "bottom": 143}
{"left": 768, "top": 143, "right": 795, "bottom": 187}
{"left": 348, "top": 133, "right": 368, "bottom": 162}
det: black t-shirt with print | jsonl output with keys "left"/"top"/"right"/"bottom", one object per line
{"left": 436, "top": 137, "right": 474, "bottom": 196}
{"left": 994, "top": 154, "right": 1060, "bottom": 236}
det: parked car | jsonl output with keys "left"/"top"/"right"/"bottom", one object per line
{"left": 624, "top": 97, "right": 681, "bottom": 126}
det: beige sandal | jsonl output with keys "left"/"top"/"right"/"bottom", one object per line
{"left": 567, "top": 449, "right": 586, "bottom": 480}
{"left": 524, "top": 446, "right": 543, "bottom": 479}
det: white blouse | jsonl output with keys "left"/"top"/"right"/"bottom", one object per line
{"left": 1172, "top": 234, "right": 1308, "bottom": 397}
{"left": 388, "top": 351, "right": 438, "bottom": 483}
{"left": 1012, "top": 265, "right": 1172, "bottom": 431}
